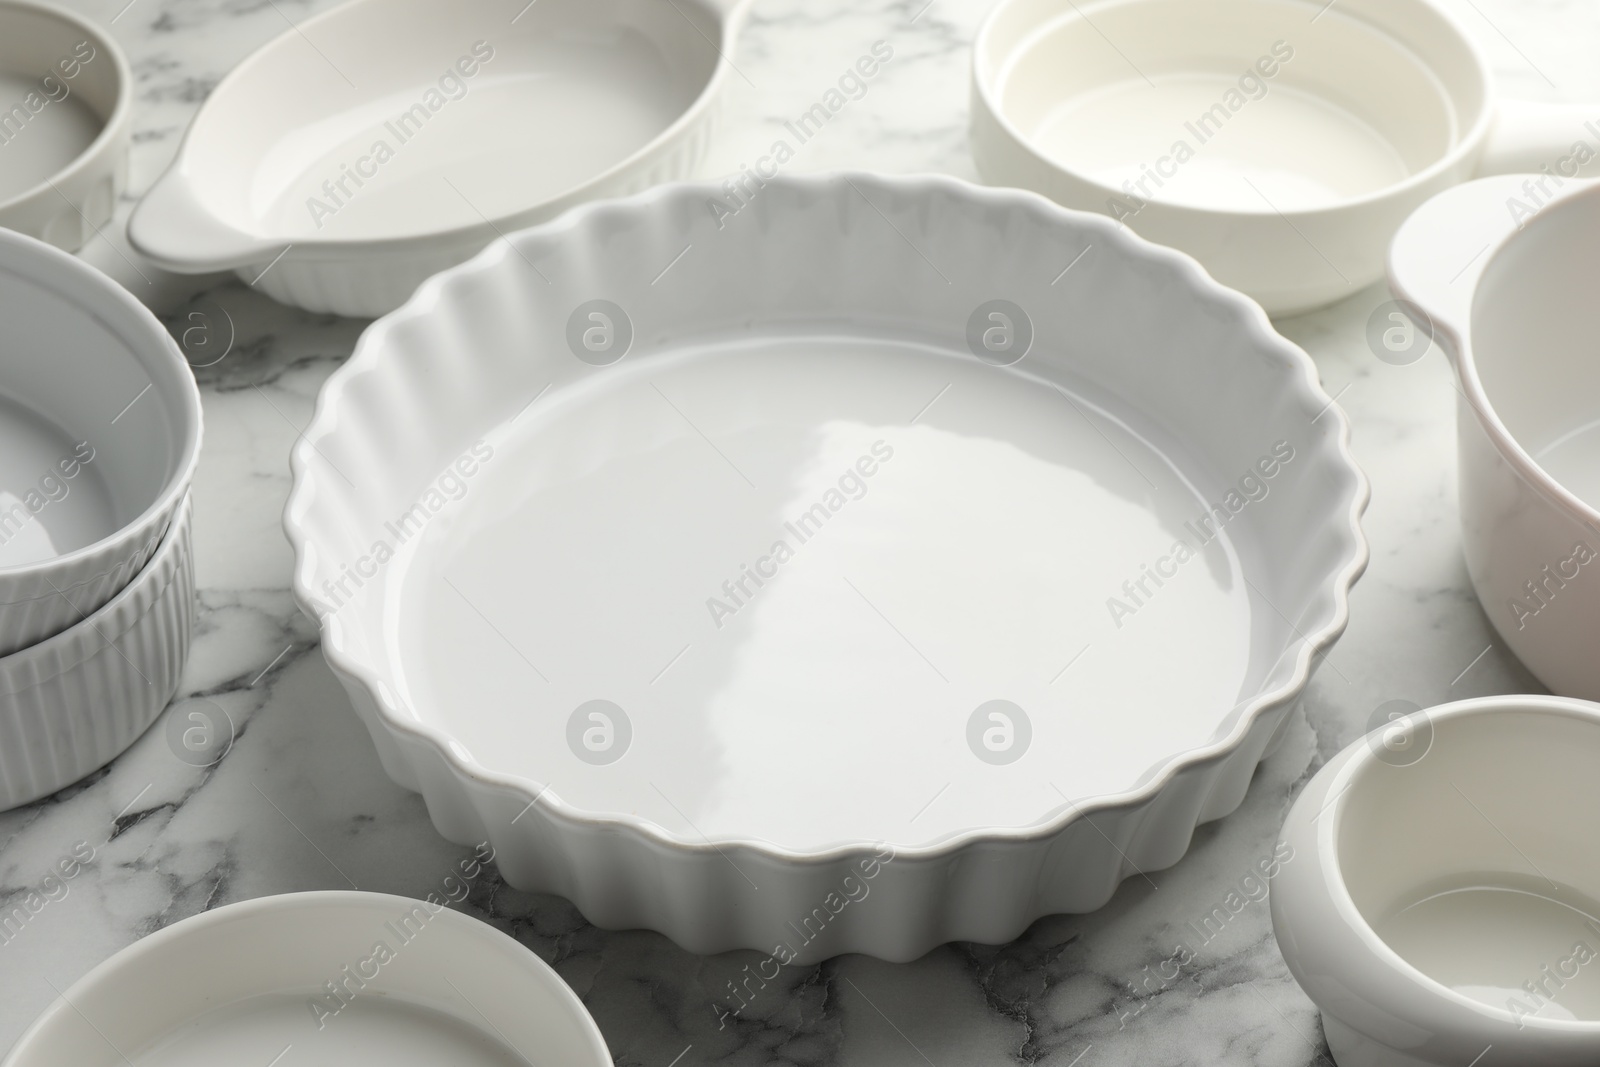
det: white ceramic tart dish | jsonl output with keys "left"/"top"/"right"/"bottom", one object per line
{"left": 1273, "top": 696, "right": 1600, "bottom": 1066}
{"left": 0, "top": 0, "right": 131, "bottom": 253}
{"left": 128, "top": 0, "right": 751, "bottom": 317}
{"left": 0, "top": 228, "right": 202, "bottom": 658}
{"left": 286, "top": 173, "right": 1368, "bottom": 961}
{"left": 0, "top": 494, "right": 192, "bottom": 812}
{"left": 1390, "top": 177, "right": 1600, "bottom": 701}
{"left": 0, "top": 891, "right": 612, "bottom": 1067}
{"left": 971, "top": 0, "right": 1600, "bottom": 316}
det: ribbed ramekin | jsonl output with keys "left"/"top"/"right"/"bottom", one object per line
{"left": 0, "top": 495, "right": 193, "bottom": 811}
{"left": 0, "top": 228, "right": 201, "bottom": 656}
{"left": 285, "top": 173, "right": 1369, "bottom": 961}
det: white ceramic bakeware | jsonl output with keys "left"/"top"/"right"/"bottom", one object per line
{"left": 0, "top": 0, "right": 131, "bottom": 253}
{"left": 971, "top": 0, "right": 1600, "bottom": 316}
{"left": 0, "top": 890, "right": 612, "bottom": 1067}
{"left": 1273, "top": 695, "right": 1600, "bottom": 1066}
{"left": 0, "top": 494, "right": 192, "bottom": 812}
{"left": 0, "top": 228, "right": 201, "bottom": 658}
{"left": 128, "top": 0, "right": 752, "bottom": 317}
{"left": 286, "top": 173, "right": 1368, "bottom": 960}
{"left": 1390, "top": 177, "right": 1600, "bottom": 702}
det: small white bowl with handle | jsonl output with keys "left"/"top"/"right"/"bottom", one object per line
{"left": 1389, "top": 175, "right": 1600, "bottom": 700}
{"left": 1273, "top": 695, "right": 1600, "bottom": 1067}
{"left": 971, "top": 0, "right": 1600, "bottom": 316}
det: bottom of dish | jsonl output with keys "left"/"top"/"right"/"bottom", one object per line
{"left": 381, "top": 331, "right": 1277, "bottom": 852}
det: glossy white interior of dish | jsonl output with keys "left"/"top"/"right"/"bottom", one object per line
{"left": 1339, "top": 707, "right": 1600, "bottom": 1024}
{"left": 1472, "top": 193, "right": 1600, "bottom": 512}
{"left": 183, "top": 0, "right": 718, "bottom": 243}
{"left": 294, "top": 176, "right": 1364, "bottom": 856}
{"left": 990, "top": 0, "right": 1469, "bottom": 212}
{"left": 0, "top": 4, "right": 118, "bottom": 206}
{"left": 0, "top": 892, "right": 610, "bottom": 1067}
{"left": 390, "top": 334, "right": 1260, "bottom": 848}
{"left": 0, "top": 249, "right": 187, "bottom": 567}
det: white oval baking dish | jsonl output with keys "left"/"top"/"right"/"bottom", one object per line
{"left": 0, "top": 228, "right": 201, "bottom": 658}
{"left": 0, "top": 493, "right": 192, "bottom": 812}
{"left": 285, "top": 173, "right": 1369, "bottom": 961}
{"left": 1390, "top": 177, "right": 1600, "bottom": 701}
{"left": 0, "top": 0, "right": 131, "bottom": 253}
{"left": 128, "top": 0, "right": 751, "bottom": 317}
{"left": 971, "top": 0, "right": 1600, "bottom": 316}
{"left": 1273, "top": 696, "right": 1600, "bottom": 1066}
{"left": 1, "top": 891, "right": 612, "bottom": 1067}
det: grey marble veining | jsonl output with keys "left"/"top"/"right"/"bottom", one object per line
{"left": 1, "top": 0, "right": 1595, "bottom": 1063}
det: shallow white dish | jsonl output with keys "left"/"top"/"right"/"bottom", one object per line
{"left": 0, "top": 494, "right": 192, "bottom": 812}
{"left": 1390, "top": 177, "right": 1600, "bottom": 701}
{"left": 971, "top": 0, "right": 1600, "bottom": 316}
{"left": 0, "top": 890, "right": 612, "bottom": 1067}
{"left": 286, "top": 173, "right": 1368, "bottom": 960}
{"left": 1273, "top": 695, "right": 1600, "bottom": 1066}
{"left": 0, "top": 227, "right": 202, "bottom": 658}
{"left": 0, "top": 0, "right": 131, "bottom": 253}
{"left": 129, "top": 0, "right": 750, "bottom": 317}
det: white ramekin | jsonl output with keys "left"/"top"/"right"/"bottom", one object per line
{"left": 0, "top": 227, "right": 202, "bottom": 656}
{"left": 1273, "top": 695, "right": 1600, "bottom": 1067}
{"left": 0, "top": 0, "right": 132, "bottom": 252}
{"left": 0, "top": 494, "right": 193, "bottom": 812}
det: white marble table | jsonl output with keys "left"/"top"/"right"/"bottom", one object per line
{"left": 5, "top": 0, "right": 1600, "bottom": 1063}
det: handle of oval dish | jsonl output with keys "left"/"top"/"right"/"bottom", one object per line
{"left": 1386, "top": 175, "right": 1532, "bottom": 365}
{"left": 127, "top": 165, "right": 284, "bottom": 273}
{"left": 1477, "top": 100, "right": 1600, "bottom": 177}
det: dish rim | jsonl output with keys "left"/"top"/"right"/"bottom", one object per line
{"left": 284, "top": 170, "right": 1371, "bottom": 864}
{"left": 131, "top": 0, "right": 751, "bottom": 265}
{"left": 0, "top": 227, "right": 202, "bottom": 586}
{"left": 0, "top": 890, "right": 613, "bottom": 1067}
{"left": 0, "top": 0, "right": 133, "bottom": 216}
{"left": 970, "top": 0, "right": 1498, "bottom": 220}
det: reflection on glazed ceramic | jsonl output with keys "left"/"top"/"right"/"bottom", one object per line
{"left": 0, "top": 394, "right": 109, "bottom": 569}
{"left": 390, "top": 337, "right": 1255, "bottom": 850}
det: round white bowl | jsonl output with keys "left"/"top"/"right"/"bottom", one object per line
{"left": 1273, "top": 695, "right": 1600, "bottom": 1067}
{"left": 0, "top": 0, "right": 132, "bottom": 252}
{"left": 0, "top": 891, "right": 612, "bottom": 1067}
{"left": 1390, "top": 177, "right": 1600, "bottom": 700}
{"left": 0, "top": 227, "right": 201, "bottom": 657}
{"left": 971, "top": 0, "right": 1600, "bottom": 316}
{"left": 287, "top": 172, "right": 1368, "bottom": 961}
{"left": 0, "top": 493, "right": 192, "bottom": 812}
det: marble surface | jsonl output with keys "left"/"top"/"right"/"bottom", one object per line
{"left": 5, "top": 0, "right": 1600, "bottom": 1063}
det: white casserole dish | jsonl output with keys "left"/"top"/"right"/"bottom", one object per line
{"left": 285, "top": 173, "right": 1368, "bottom": 961}
{"left": 971, "top": 0, "right": 1600, "bottom": 316}
{"left": 1389, "top": 177, "right": 1600, "bottom": 701}
{"left": 0, "top": 494, "right": 193, "bottom": 812}
{"left": 0, "top": 891, "right": 612, "bottom": 1067}
{"left": 128, "top": 0, "right": 751, "bottom": 317}
{"left": 0, "top": 228, "right": 202, "bottom": 658}
{"left": 1273, "top": 696, "right": 1600, "bottom": 1066}
{"left": 0, "top": 0, "right": 131, "bottom": 253}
